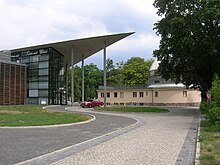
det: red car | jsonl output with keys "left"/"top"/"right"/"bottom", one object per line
{"left": 80, "top": 99, "right": 104, "bottom": 108}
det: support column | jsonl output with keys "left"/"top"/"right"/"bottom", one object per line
{"left": 103, "top": 43, "right": 107, "bottom": 108}
{"left": 71, "top": 47, "right": 74, "bottom": 106}
{"left": 82, "top": 54, "right": 85, "bottom": 102}
{"left": 65, "top": 63, "right": 68, "bottom": 105}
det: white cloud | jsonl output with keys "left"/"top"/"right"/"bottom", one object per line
{"left": 110, "top": 33, "right": 159, "bottom": 53}
{"left": 0, "top": 0, "right": 160, "bottom": 66}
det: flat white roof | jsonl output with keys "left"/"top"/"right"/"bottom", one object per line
{"left": 148, "top": 83, "right": 185, "bottom": 88}
{"left": 10, "top": 32, "right": 134, "bottom": 67}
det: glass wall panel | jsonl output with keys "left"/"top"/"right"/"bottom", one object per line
{"left": 29, "top": 90, "right": 38, "bottom": 97}
{"left": 29, "top": 82, "right": 38, "bottom": 89}
{"left": 39, "top": 69, "right": 48, "bottom": 75}
{"left": 39, "top": 54, "right": 49, "bottom": 61}
{"left": 39, "top": 98, "right": 48, "bottom": 104}
{"left": 39, "top": 90, "right": 48, "bottom": 97}
{"left": 28, "top": 69, "right": 38, "bottom": 77}
{"left": 39, "top": 61, "right": 48, "bottom": 68}
{"left": 39, "top": 82, "right": 48, "bottom": 89}
{"left": 39, "top": 49, "right": 48, "bottom": 54}
{"left": 28, "top": 77, "right": 39, "bottom": 82}
{"left": 21, "top": 57, "right": 29, "bottom": 64}
{"left": 30, "top": 55, "right": 39, "bottom": 62}
{"left": 27, "top": 98, "right": 38, "bottom": 104}
{"left": 29, "top": 62, "right": 39, "bottom": 69}
{"left": 39, "top": 76, "right": 48, "bottom": 81}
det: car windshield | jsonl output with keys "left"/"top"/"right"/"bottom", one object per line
{"left": 86, "top": 100, "right": 93, "bottom": 102}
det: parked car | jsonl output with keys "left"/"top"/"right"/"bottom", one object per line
{"left": 80, "top": 99, "right": 104, "bottom": 108}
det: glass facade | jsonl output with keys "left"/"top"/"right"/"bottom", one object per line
{"left": 11, "top": 47, "right": 66, "bottom": 105}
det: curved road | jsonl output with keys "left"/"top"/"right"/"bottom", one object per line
{"left": 0, "top": 106, "right": 200, "bottom": 165}
{"left": 0, "top": 106, "right": 137, "bottom": 165}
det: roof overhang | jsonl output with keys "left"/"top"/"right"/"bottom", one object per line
{"left": 10, "top": 32, "right": 134, "bottom": 67}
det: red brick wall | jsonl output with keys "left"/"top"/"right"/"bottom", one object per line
{"left": 0, "top": 62, "right": 26, "bottom": 105}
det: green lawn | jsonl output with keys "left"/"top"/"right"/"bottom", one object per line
{"left": 0, "top": 105, "right": 90, "bottom": 127}
{"left": 94, "top": 106, "right": 169, "bottom": 113}
{"left": 199, "top": 120, "right": 220, "bottom": 165}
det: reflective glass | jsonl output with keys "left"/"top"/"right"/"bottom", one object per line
{"left": 29, "top": 90, "right": 38, "bottom": 97}
{"left": 39, "top": 61, "right": 49, "bottom": 68}
{"left": 39, "top": 90, "right": 48, "bottom": 97}
{"left": 39, "top": 69, "right": 48, "bottom": 75}
{"left": 29, "top": 82, "right": 38, "bottom": 89}
{"left": 39, "top": 82, "right": 48, "bottom": 89}
{"left": 39, "top": 54, "right": 49, "bottom": 61}
{"left": 39, "top": 76, "right": 48, "bottom": 81}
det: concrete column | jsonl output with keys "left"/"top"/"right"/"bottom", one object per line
{"left": 103, "top": 43, "right": 107, "bottom": 108}
{"left": 82, "top": 54, "right": 85, "bottom": 102}
{"left": 71, "top": 47, "right": 74, "bottom": 106}
{"left": 65, "top": 63, "right": 68, "bottom": 105}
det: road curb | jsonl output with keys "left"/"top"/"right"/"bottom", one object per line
{"left": 15, "top": 112, "right": 141, "bottom": 165}
{"left": 0, "top": 105, "right": 95, "bottom": 129}
{"left": 195, "top": 113, "right": 201, "bottom": 165}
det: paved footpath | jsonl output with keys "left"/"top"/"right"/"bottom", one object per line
{"left": 18, "top": 106, "right": 199, "bottom": 165}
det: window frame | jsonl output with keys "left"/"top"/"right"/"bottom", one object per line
{"left": 133, "top": 92, "right": 137, "bottom": 97}
{"left": 155, "top": 91, "right": 159, "bottom": 97}
{"left": 139, "top": 92, "right": 144, "bottom": 97}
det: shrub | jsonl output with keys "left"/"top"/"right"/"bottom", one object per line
{"left": 206, "top": 107, "right": 220, "bottom": 125}
{"left": 200, "top": 101, "right": 216, "bottom": 114}
{"left": 210, "top": 74, "right": 220, "bottom": 106}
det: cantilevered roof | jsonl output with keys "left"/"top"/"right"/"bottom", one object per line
{"left": 11, "top": 32, "right": 134, "bottom": 67}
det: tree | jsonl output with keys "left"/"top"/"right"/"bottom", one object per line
{"left": 106, "top": 58, "right": 115, "bottom": 72}
{"left": 153, "top": 0, "right": 220, "bottom": 100}
{"left": 67, "top": 66, "right": 82, "bottom": 102}
{"left": 210, "top": 74, "right": 220, "bottom": 106}
{"left": 106, "top": 58, "right": 125, "bottom": 86}
{"left": 68, "top": 64, "right": 102, "bottom": 102}
{"left": 121, "top": 57, "right": 153, "bottom": 85}
{"left": 84, "top": 63, "right": 102, "bottom": 99}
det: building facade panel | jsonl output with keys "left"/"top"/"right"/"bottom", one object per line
{"left": 97, "top": 88, "right": 201, "bottom": 106}
{"left": 0, "top": 61, "right": 26, "bottom": 105}
{"left": 11, "top": 47, "right": 66, "bottom": 105}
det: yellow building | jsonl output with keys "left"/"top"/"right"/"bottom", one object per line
{"left": 97, "top": 60, "right": 201, "bottom": 106}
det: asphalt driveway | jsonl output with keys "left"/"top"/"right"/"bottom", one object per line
{"left": 0, "top": 106, "right": 200, "bottom": 165}
{"left": 0, "top": 106, "right": 136, "bottom": 165}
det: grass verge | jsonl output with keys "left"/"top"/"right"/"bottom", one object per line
{"left": 94, "top": 106, "right": 168, "bottom": 113}
{"left": 0, "top": 105, "right": 90, "bottom": 127}
{"left": 199, "top": 120, "right": 220, "bottom": 165}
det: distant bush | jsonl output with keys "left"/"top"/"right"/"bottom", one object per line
{"left": 206, "top": 107, "right": 220, "bottom": 125}
{"left": 200, "top": 101, "right": 216, "bottom": 114}
{"left": 210, "top": 74, "right": 220, "bottom": 106}
{"left": 201, "top": 74, "right": 220, "bottom": 131}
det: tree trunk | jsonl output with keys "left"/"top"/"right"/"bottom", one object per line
{"left": 201, "top": 89, "right": 207, "bottom": 102}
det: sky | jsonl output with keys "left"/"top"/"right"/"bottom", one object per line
{"left": 0, "top": 0, "right": 161, "bottom": 68}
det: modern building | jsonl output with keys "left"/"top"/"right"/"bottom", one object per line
{"left": 0, "top": 32, "right": 134, "bottom": 105}
{"left": 11, "top": 48, "right": 65, "bottom": 105}
{"left": 0, "top": 51, "right": 26, "bottom": 105}
{"left": 97, "top": 60, "right": 201, "bottom": 106}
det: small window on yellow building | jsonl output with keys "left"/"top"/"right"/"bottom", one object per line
{"left": 101, "top": 93, "right": 104, "bottom": 98}
{"left": 107, "top": 92, "right": 110, "bottom": 98}
{"left": 139, "top": 92, "right": 144, "bottom": 97}
{"left": 183, "top": 91, "right": 187, "bottom": 97}
{"left": 146, "top": 91, "right": 148, "bottom": 96}
{"left": 114, "top": 92, "right": 118, "bottom": 97}
{"left": 155, "top": 91, "right": 159, "bottom": 97}
{"left": 133, "top": 92, "right": 137, "bottom": 97}
{"left": 120, "top": 92, "right": 124, "bottom": 98}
